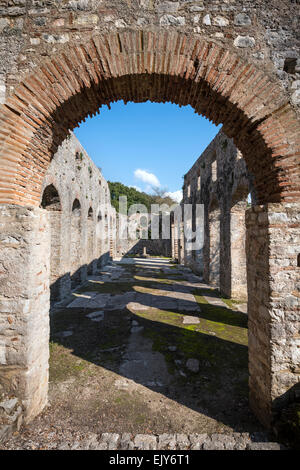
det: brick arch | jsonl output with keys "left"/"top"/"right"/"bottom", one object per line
{"left": 0, "top": 30, "right": 299, "bottom": 206}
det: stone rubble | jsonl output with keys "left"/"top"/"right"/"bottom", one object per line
{"left": 1, "top": 431, "right": 285, "bottom": 450}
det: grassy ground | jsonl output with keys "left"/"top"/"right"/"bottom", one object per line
{"left": 7, "top": 259, "right": 265, "bottom": 443}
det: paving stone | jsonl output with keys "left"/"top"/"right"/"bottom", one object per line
{"left": 176, "top": 433, "right": 190, "bottom": 449}
{"left": 182, "top": 315, "right": 200, "bottom": 324}
{"left": 211, "top": 433, "right": 236, "bottom": 450}
{"left": 120, "top": 433, "right": 134, "bottom": 450}
{"left": 99, "top": 433, "right": 120, "bottom": 450}
{"left": 203, "top": 438, "right": 224, "bottom": 450}
{"left": 127, "top": 302, "right": 152, "bottom": 311}
{"left": 189, "top": 433, "right": 208, "bottom": 450}
{"left": 236, "top": 303, "right": 248, "bottom": 314}
{"left": 247, "top": 442, "right": 282, "bottom": 450}
{"left": 106, "top": 292, "right": 136, "bottom": 309}
{"left": 87, "top": 293, "right": 111, "bottom": 308}
{"left": 57, "top": 442, "right": 71, "bottom": 450}
{"left": 133, "top": 434, "right": 157, "bottom": 450}
{"left": 203, "top": 295, "right": 228, "bottom": 308}
{"left": 67, "top": 296, "right": 92, "bottom": 308}
{"left": 158, "top": 433, "right": 177, "bottom": 450}
{"left": 81, "top": 433, "right": 99, "bottom": 450}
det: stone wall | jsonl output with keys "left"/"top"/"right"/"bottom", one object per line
{"left": 0, "top": 3, "right": 299, "bottom": 207}
{"left": 0, "top": 0, "right": 299, "bottom": 433}
{"left": 246, "top": 203, "right": 300, "bottom": 427}
{"left": 0, "top": 133, "right": 141, "bottom": 437}
{"left": 0, "top": 205, "right": 50, "bottom": 426}
{"left": 0, "top": 0, "right": 299, "bottom": 114}
{"left": 182, "top": 129, "right": 300, "bottom": 427}
{"left": 41, "top": 132, "right": 116, "bottom": 302}
{"left": 182, "top": 128, "right": 253, "bottom": 300}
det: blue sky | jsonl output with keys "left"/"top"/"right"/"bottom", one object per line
{"left": 74, "top": 101, "right": 221, "bottom": 202}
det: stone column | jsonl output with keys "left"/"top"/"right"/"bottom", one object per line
{"left": 0, "top": 205, "right": 50, "bottom": 423}
{"left": 178, "top": 222, "right": 184, "bottom": 264}
{"left": 70, "top": 212, "right": 82, "bottom": 289}
{"left": 208, "top": 207, "right": 220, "bottom": 287}
{"left": 48, "top": 211, "right": 63, "bottom": 302}
{"left": 171, "top": 223, "right": 175, "bottom": 259}
{"left": 230, "top": 206, "right": 247, "bottom": 300}
{"left": 87, "top": 217, "right": 94, "bottom": 274}
{"left": 246, "top": 203, "right": 300, "bottom": 427}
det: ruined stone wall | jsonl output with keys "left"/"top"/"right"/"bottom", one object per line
{"left": 0, "top": 0, "right": 299, "bottom": 114}
{"left": 127, "top": 238, "right": 172, "bottom": 257}
{"left": 0, "top": 2, "right": 299, "bottom": 207}
{"left": 0, "top": 205, "right": 50, "bottom": 428}
{"left": 246, "top": 203, "right": 300, "bottom": 426}
{"left": 41, "top": 132, "right": 117, "bottom": 301}
{"left": 0, "top": 0, "right": 299, "bottom": 432}
{"left": 182, "top": 128, "right": 253, "bottom": 299}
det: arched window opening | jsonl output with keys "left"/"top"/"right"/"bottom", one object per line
{"left": 41, "top": 184, "right": 62, "bottom": 303}
{"left": 41, "top": 184, "right": 61, "bottom": 211}
{"left": 87, "top": 207, "right": 94, "bottom": 274}
{"left": 227, "top": 186, "right": 249, "bottom": 301}
{"left": 72, "top": 198, "right": 81, "bottom": 216}
{"left": 71, "top": 198, "right": 82, "bottom": 289}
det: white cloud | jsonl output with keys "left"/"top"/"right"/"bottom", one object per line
{"left": 134, "top": 169, "right": 160, "bottom": 188}
{"left": 165, "top": 190, "right": 183, "bottom": 203}
{"left": 129, "top": 185, "right": 143, "bottom": 193}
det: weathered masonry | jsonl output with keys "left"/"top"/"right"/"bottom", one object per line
{"left": 41, "top": 133, "right": 116, "bottom": 303}
{"left": 0, "top": 0, "right": 299, "bottom": 434}
{"left": 181, "top": 129, "right": 255, "bottom": 301}
{"left": 0, "top": 132, "right": 123, "bottom": 437}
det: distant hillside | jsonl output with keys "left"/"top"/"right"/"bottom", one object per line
{"left": 108, "top": 181, "right": 176, "bottom": 213}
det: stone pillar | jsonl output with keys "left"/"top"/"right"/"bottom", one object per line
{"left": 48, "top": 211, "right": 63, "bottom": 302}
{"left": 203, "top": 206, "right": 210, "bottom": 283}
{"left": 246, "top": 203, "right": 300, "bottom": 427}
{"left": 178, "top": 222, "right": 184, "bottom": 264}
{"left": 230, "top": 206, "right": 247, "bottom": 300}
{"left": 0, "top": 205, "right": 50, "bottom": 423}
{"left": 171, "top": 223, "right": 175, "bottom": 259}
{"left": 208, "top": 207, "right": 220, "bottom": 287}
{"left": 70, "top": 212, "right": 82, "bottom": 289}
{"left": 87, "top": 217, "right": 94, "bottom": 274}
{"left": 96, "top": 215, "right": 103, "bottom": 269}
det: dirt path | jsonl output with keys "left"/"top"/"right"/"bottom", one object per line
{"left": 1, "top": 257, "right": 274, "bottom": 450}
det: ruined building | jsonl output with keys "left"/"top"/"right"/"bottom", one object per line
{"left": 0, "top": 0, "right": 299, "bottom": 441}
{"left": 41, "top": 133, "right": 117, "bottom": 303}
{"left": 180, "top": 129, "right": 255, "bottom": 301}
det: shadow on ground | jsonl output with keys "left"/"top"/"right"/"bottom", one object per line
{"left": 45, "top": 258, "right": 265, "bottom": 437}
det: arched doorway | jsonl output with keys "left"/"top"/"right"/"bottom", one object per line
{"left": 0, "top": 31, "right": 299, "bottom": 428}
{"left": 229, "top": 187, "right": 249, "bottom": 301}
{"left": 96, "top": 210, "right": 104, "bottom": 269}
{"left": 70, "top": 198, "right": 82, "bottom": 290}
{"left": 41, "top": 184, "right": 62, "bottom": 303}
{"left": 207, "top": 197, "right": 221, "bottom": 288}
{"left": 87, "top": 206, "right": 94, "bottom": 275}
